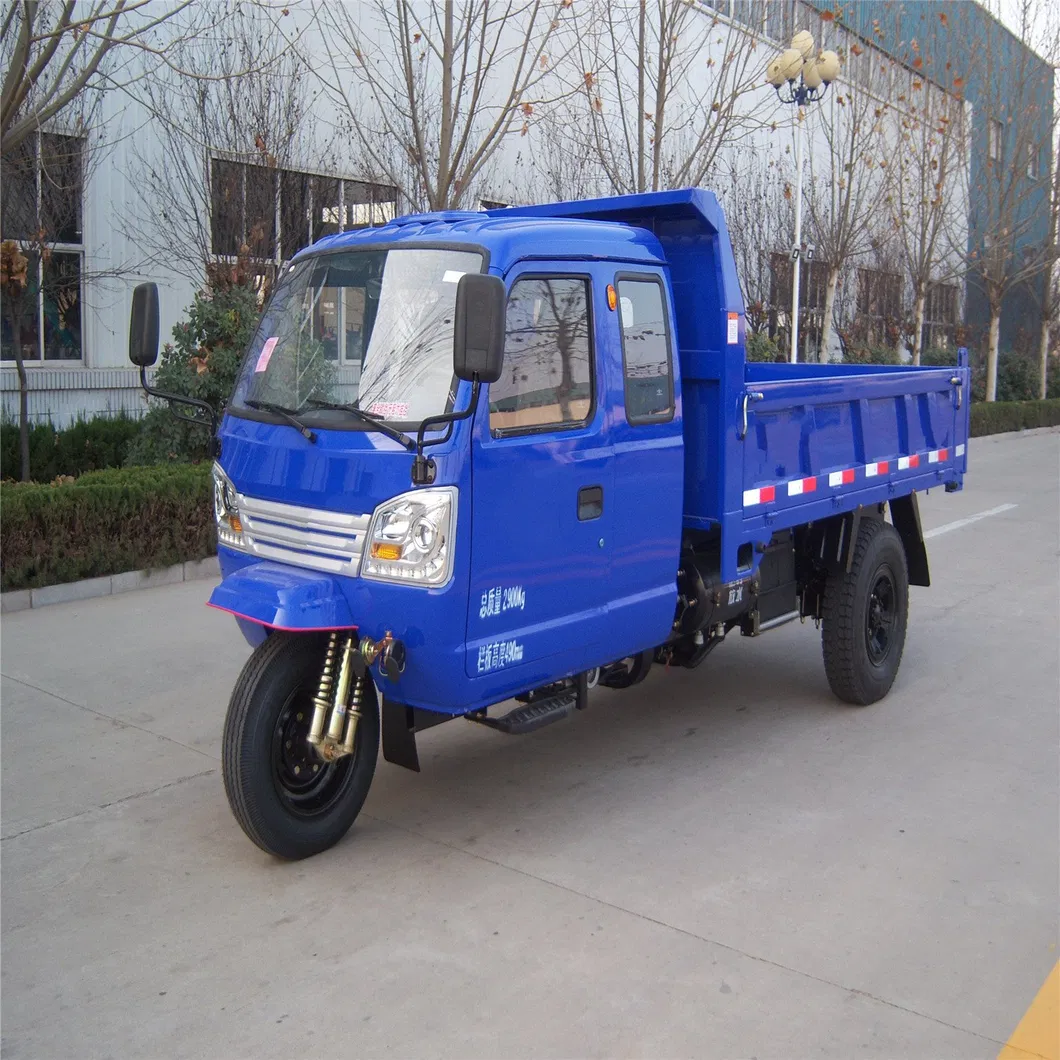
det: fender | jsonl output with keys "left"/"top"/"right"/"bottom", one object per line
{"left": 208, "top": 560, "right": 357, "bottom": 635}
{"left": 888, "top": 493, "right": 930, "bottom": 587}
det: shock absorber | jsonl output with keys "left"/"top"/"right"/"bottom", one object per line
{"left": 326, "top": 634, "right": 358, "bottom": 745}
{"left": 340, "top": 673, "right": 367, "bottom": 757}
{"left": 308, "top": 632, "right": 339, "bottom": 750}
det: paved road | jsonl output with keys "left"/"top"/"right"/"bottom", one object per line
{"left": 2, "top": 430, "right": 1057, "bottom": 1059}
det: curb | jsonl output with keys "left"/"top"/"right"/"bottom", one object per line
{"left": 1, "top": 556, "right": 220, "bottom": 614}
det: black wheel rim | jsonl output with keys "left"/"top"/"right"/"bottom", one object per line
{"left": 865, "top": 568, "right": 897, "bottom": 666}
{"left": 271, "top": 687, "right": 355, "bottom": 817}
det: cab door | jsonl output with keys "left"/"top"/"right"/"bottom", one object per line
{"left": 606, "top": 270, "right": 684, "bottom": 656}
{"left": 466, "top": 266, "right": 612, "bottom": 681}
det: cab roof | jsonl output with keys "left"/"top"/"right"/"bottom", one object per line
{"left": 300, "top": 207, "right": 669, "bottom": 273}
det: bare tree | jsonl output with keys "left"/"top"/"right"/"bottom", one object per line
{"left": 963, "top": 0, "right": 1054, "bottom": 401}
{"left": 803, "top": 43, "right": 892, "bottom": 360}
{"left": 314, "top": 0, "right": 575, "bottom": 213}
{"left": 719, "top": 155, "right": 792, "bottom": 336}
{"left": 124, "top": 5, "right": 320, "bottom": 288}
{"left": 1, "top": 0, "right": 213, "bottom": 155}
{"left": 884, "top": 75, "right": 969, "bottom": 364}
{"left": 572, "top": 0, "right": 769, "bottom": 195}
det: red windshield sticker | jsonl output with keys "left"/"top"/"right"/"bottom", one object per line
{"left": 255, "top": 336, "right": 279, "bottom": 372}
{"left": 368, "top": 401, "right": 409, "bottom": 419}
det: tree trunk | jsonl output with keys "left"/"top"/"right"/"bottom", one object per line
{"left": 911, "top": 290, "right": 926, "bottom": 366}
{"left": 1038, "top": 310, "right": 1049, "bottom": 400}
{"left": 14, "top": 341, "right": 30, "bottom": 481}
{"left": 819, "top": 267, "right": 839, "bottom": 363}
{"left": 985, "top": 310, "right": 1001, "bottom": 403}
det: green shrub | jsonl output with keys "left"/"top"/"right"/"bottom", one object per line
{"left": 127, "top": 283, "right": 259, "bottom": 466}
{"left": 842, "top": 345, "right": 903, "bottom": 366}
{"left": 969, "top": 399, "right": 1060, "bottom": 437}
{"left": 0, "top": 414, "right": 141, "bottom": 482}
{"left": 746, "top": 331, "right": 782, "bottom": 362}
{"left": 1, "top": 463, "right": 215, "bottom": 591}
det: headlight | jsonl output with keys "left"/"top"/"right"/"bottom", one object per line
{"left": 362, "top": 487, "right": 456, "bottom": 587}
{"left": 212, "top": 463, "right": 247, "bottom": 551}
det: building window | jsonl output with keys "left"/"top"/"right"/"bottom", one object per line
{"left": 988, "top": 119, "right": 1002, "bottom": 163}
{"left": 489, "top": 276, "right": 594, "bottom": 433}
{"left": 209, "top": 157, "right": 398, "bottom": 265}
{"left": 922, "top": 281, "right": 959, "bottom": 351}
{"left": 617, "top": 276, "right": 674, "bottom": 424}
{"left": 0, "top": 132, "right": 84, "bottom": 363}
{"left": 856, "top": 268, "right": 903, "bottom": 344}
{"left": 1026, "top": 143, "right": 1039, "bottom": 181}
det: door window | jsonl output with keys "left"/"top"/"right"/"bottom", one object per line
{"left": 617, "top": 277, "right": 674, "bottom": 424}
{"left": 489, "top": 276, "right": 593, "bottom": 433}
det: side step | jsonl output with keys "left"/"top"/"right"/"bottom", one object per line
{"left": 466, "top": 690, "right": 577, "bottom": 735}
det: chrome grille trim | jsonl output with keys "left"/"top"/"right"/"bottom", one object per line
{"left": 233, "top": 492, "right": 371, "bottom": 577}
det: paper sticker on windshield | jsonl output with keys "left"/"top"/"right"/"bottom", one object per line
{"left": 727, "top": 313, "right": 739, "bottom": 345}
{"left": 442, "top": 270, "right": 465, "bottom": 283}
{"left": 255, "top": 336, "right": 279, "bottom": 372}
{"left": 368, "top": 401, "right": 409, "bottom": 419}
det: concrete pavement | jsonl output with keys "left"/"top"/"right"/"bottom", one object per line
{"left": 2, "top": 429, "right": 1057, "bottom": 1059}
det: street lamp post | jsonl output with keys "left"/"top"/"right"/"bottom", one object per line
{"left": 766, "top": 35, "right": 840, "bottom": 363}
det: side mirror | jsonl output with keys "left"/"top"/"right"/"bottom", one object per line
{"left": 453, "top": 273, "right": 505, "bottom": 383}
{"left": 129, "top": 282, "right": 159, "bottom": 368}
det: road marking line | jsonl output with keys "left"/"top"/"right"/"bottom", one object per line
{"left": 998, "top": 960, "right": 1058, "bottom": 1060}
{"left": 923, "top": 503, "right": 1018, "bottom": 539}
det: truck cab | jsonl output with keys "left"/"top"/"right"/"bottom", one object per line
{"left": 130, "top": 189, "right": 969, "bottom": 859}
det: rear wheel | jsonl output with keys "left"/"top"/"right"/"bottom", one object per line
{"left": 821, "top": 519, "right": 908, "bottom": 705}
{"left": 222, "top": 633, "right": 379, "bottom": 859}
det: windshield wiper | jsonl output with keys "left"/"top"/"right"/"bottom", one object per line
{"left": 302, "top": 399, "right": 416, "bottom": 452}
{"left": 244, "top": 399, "right": 317, "bottom": 443}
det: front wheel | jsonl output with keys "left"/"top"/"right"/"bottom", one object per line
{"left": 222, "top": 633, "right": 379, "bottom": 859}
{"left": 821, "top": 518, "right": 909, "bottom": 706}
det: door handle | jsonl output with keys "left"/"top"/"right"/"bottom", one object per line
{"left": 577, "top": 485, "right": 604, "bottom": 521}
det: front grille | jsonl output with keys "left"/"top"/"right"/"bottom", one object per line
{"left": 234, "top": 493, "right": 371, "bottom": 577}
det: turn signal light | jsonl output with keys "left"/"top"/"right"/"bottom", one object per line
{"left": 228, "top": 514, "right": 243, "bottom": 534}
{"left": 371, "top": 542, "right": 404, "bottom": 561}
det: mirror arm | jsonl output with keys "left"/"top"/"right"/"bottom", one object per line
{"left": 139, "top": 365, "right": 221, "bottom": 457}
{"left": 410, "top": 377, "right": 481, "bottom": 486}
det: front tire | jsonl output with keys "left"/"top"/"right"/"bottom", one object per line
{"left": 821, "top": 519, "right": 909, "bottom": 705}
{"left": 222, "top": 632, "right": 379, "bottom": 859}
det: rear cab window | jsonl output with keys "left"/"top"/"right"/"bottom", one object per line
{"left": 489, "top": 276, "right": 594, "bottom": 434}
{"left": 617, "top": 276, "right": 674, "bottom": 424}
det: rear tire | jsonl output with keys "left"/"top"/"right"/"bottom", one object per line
{"left": 821, "top": 519, "right": 908, "bottom": 706}
{"left": 222, "top": 632, "right": 379, "bottom": 859}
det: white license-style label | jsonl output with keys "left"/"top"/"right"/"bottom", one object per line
{"left": 727, "top": 313, "right": 739, "bottom": 345}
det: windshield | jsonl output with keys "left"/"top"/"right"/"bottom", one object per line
{"left": 231, "top": 247, "right": 484, "bottom": 424}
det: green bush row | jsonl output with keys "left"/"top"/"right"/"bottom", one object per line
{"left": 1, "top": 463, "right": 215, "bottom": 592}
{"left": 0, "top": 414, "right": 142, "bottom": 482}
{"left": 969, "top": 399, "right": 1060, "bottom": 438}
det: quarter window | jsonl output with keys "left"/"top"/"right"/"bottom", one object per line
{"left": 617, "top": 278, "right": 674, "bottom": 423}
{"left": 489, "top": 277, "right": 593, "bottom": 432}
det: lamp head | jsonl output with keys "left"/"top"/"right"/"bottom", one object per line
{"left": 817, "top": 49, "right": 841, "bottom": 83}
{"left": 803, "top": 58, "right": 823, "bottom": 90}
{"left": 779, "top": 47, "right": 804, "bottom": 81}
{"left": 766, "top": 56, "right": 788, "bottom": 87}
{"left": 791, "top": 30, "right": 815, "bottom": 60}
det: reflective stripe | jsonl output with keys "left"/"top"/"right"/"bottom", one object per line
{"left": 743, "top": 485, "right": 776, "bottom": 507}
{"left": 828, "top": 468, "right": 856, "bottom": 487}
{"left": 787, "top": 476, "right": 817, "bottom": 496}
{"left": 865, "top": 461, "right": 889, "bottom": 477}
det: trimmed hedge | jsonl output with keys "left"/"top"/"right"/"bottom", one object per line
{"left": 1, "top": 463, "right": 215, "bottom": 592}
{"left": 0, "top": 414, "right": 141, "bottom": 482}
{"left": 970, "top": 399, "right": 1060, "bottom": 438}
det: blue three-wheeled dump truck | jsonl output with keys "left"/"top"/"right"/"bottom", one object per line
{"left": 128, "top": 189, "right": 970, "bottom": 858}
